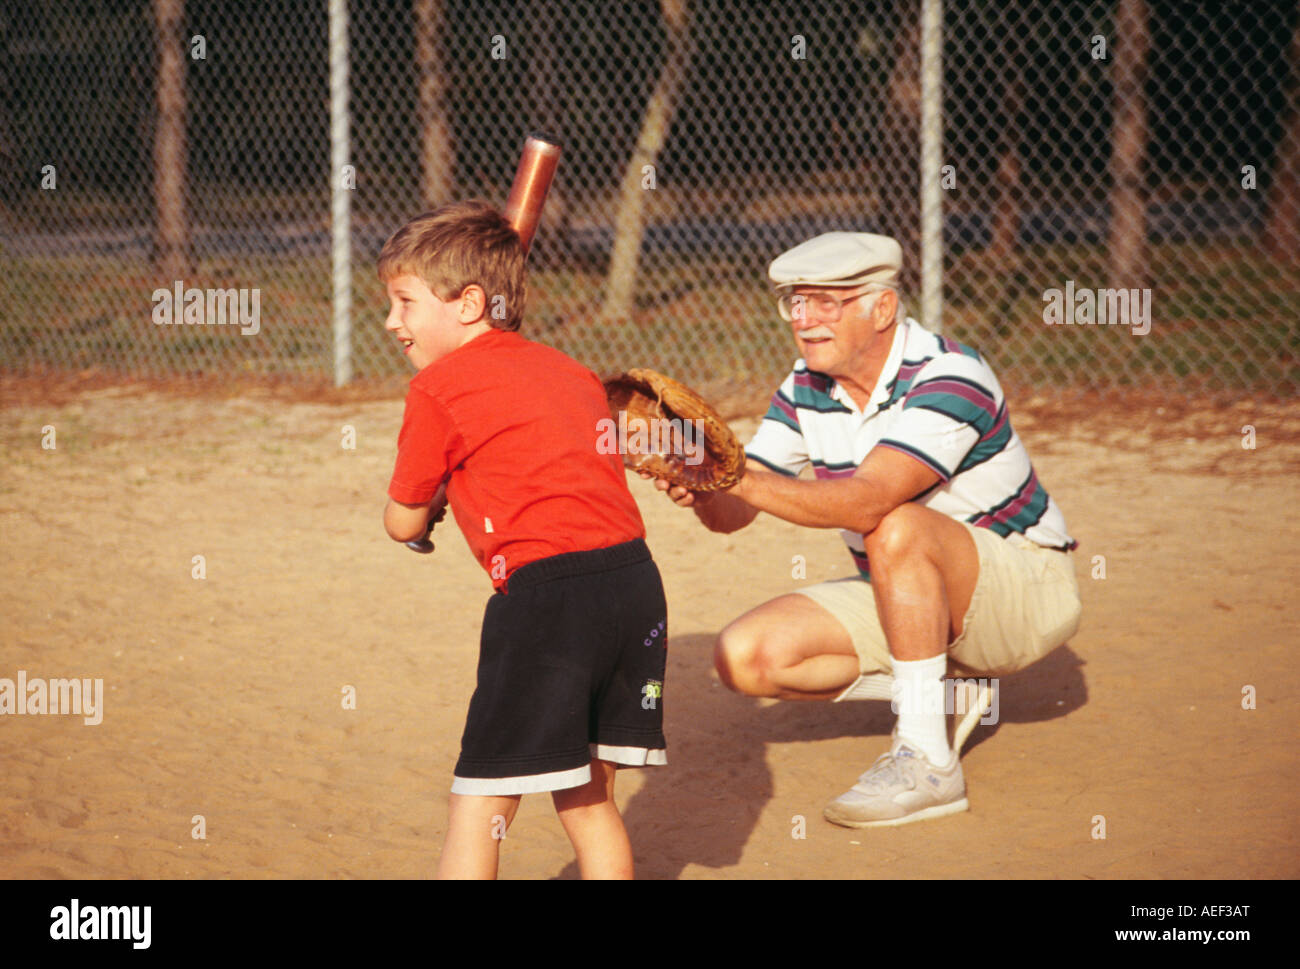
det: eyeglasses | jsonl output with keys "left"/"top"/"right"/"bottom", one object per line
{"left": 778, "top": 288, "right": 874, "bottom": 322}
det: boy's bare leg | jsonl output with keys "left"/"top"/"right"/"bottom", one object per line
{"left": 552, "top": 759, "right": 633, "bottom": 880}
{"left": 437, "top": 793, "right": 521, "bottom": 880}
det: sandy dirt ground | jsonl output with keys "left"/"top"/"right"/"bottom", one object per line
{"left": 1, "top": 377, "right": 1297, "bottom": 880}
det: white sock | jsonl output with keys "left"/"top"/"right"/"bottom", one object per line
{"left": 833, "top": 672, "right": 896, "bottom": 702}
{"left": 891, "top": 654, "right": 952, "bottom": 765}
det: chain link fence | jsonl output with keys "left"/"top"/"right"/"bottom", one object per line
{"left": 4, "top": 0, "right": 1298, "bottom": 399}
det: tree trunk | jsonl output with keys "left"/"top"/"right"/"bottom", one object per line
{"left": 989, "top": 8, "right": 1026, "bottom": 264}
{"left": 1108, "top": 0, "right": 1150, "bottom": 288}
{"left": 152, "top": 0, "right": 189, "bottom": 278}
{"left": 1264, "top": 11, "right": 1300, "bottom": 262}
{"left": 600, "top": 0, "right": 692, "bottom": 324}
{"left": 878, "top": 5, "right": 922, "bottom": 291}
{"left": 415, "top": 0, "right": 453, "bottom": 209}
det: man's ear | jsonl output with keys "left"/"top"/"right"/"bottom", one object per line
{"left": 457, "top": 284, "right": 488, "bottom": 324}
{"left": 872, "top": 289, "right": 899, "bottom": 332}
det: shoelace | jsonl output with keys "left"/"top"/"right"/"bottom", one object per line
{"left": 857, "top": 751, "right": 910, "bottom": 792}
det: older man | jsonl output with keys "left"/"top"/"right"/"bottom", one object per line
{"left": 655, "top": 233, "right": 1081, "bottom": 827}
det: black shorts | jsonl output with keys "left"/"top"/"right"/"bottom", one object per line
{"left": 450, "top": 538, "right": 668, "bottom": 796}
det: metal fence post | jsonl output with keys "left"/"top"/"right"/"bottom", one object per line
{"left": 330, "top": 0, "right": 353, "bottom": 386}
{"left": 920, "top": 0, "right": 944, "bottom": 335}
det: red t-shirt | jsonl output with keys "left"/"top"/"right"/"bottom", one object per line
{"left": 388, "top": 328, "right": 645, "bottom": 590}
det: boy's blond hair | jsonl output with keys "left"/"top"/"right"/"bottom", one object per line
{"left": 377, "top": 200, "right": 526, "bottom": 331}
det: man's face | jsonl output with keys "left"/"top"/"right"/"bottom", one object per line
{"left": 785, "top": 286, "right": 891, "bottom": 378}
{"left": 384, "top": 273, "right": 468, "bottom": 370}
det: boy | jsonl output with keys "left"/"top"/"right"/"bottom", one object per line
{"left": 378, "top": 200, "right": 667, "bottom": 879}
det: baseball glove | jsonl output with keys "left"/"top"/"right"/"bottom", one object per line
{"left": 603, "top": 368, "right": 745, "bottom": 491}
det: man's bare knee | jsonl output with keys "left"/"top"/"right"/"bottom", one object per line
{"left": 864, "top": 503, "right": 930, "bottom": 565}
{"left": 713, "top": 624, "right": 775, "bottom": 697}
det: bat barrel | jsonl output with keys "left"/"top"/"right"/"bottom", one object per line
{"left": 502, "top": 132, "right": 562, "bottom": 255}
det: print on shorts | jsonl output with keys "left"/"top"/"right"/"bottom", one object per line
{"left": 641, "top": 679, "right": 663, "bottom": 709}
{"left": 643, "top": 619, "right": 667, "bottom": 648}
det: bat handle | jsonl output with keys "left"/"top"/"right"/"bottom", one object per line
{"left": 405, "top": 499, "right": 448, "bottom": 555}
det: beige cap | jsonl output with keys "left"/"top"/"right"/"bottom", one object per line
{"left": 768, "top": 232, "right": 903, "bottom": 293}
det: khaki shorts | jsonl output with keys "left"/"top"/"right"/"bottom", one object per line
{"left": 797, "top": 524, "right": 1082, "bottom": 677}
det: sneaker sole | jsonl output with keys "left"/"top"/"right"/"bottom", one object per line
{"left": 823, "top": 796, "right": 970, "bottom": 829}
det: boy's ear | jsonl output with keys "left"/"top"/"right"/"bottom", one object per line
{"left": 456, "top": 284, "right": 489, "bottom": 324}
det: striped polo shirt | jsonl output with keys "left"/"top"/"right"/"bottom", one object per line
{"left": 745, "top": 317, "right": 1076, "bottom": 579}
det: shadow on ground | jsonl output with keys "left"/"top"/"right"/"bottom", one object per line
{"left": 554, "top": 635, "right": 1088, "bottom": 879}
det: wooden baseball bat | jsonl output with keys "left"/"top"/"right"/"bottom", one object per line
{"left": 407, "top": 133, "right": 562, "bottom": 554}
{"left": 503, "top": 131, "right": 563, "bottom": 256}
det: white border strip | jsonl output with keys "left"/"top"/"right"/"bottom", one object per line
{"left": 592, "top": 744, "right": 667, "bottom": 766}
{"left": 450, "top": 763, "right": 591, "bottom": 796}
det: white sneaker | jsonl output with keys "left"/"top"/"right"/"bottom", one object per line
{"left": 823, "top": 737, "right": 969, "bottom": 828}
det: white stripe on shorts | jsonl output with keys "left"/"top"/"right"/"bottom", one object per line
{"left": 591, "top": 743, "right": 668, "bottom": 766}
{"left": 450, "top": 763, "right": 592, "bottom": 796}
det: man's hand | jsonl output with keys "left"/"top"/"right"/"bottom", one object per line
{"left": 642, "top": 472, "right": 701, "bottom": 507}
{"left": 640, "top": 461, "right": 761, "bottom": 534}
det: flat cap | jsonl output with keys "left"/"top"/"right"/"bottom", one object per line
{"left": 768, "top": 232, "right": 903, "bottom": 292}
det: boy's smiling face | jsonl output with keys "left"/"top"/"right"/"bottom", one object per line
{"left": 384, "top": 273, "right": 484, "bottom": 370}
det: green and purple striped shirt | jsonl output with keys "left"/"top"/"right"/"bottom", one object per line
{"left": 746, "top": 318, "right": 1076, "bottom": 579}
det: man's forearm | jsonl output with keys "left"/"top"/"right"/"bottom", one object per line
{"left": 731, "top": 469, "right": 885, "bottom": 534}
